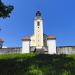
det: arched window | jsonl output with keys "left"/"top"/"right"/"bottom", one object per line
{"left": 37, "top": 21, "right": 40, "bottom": 26}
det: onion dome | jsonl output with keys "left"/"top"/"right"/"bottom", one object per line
{"left": 36, "top": 11, "right": 41, "bottom": 17}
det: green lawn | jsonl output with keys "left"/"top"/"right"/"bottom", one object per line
{"left": 0, "top": 53, "right": 75, "bottom": 75}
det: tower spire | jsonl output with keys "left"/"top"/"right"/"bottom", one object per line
{"left": 35, "top": 11, "right": 42, "bottom": 20}
{"left": 36, "top": 11, "right": 41, "bottom": 17}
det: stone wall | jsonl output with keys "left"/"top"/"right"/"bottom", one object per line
{"left": 0, "top": 46, "right": 75, "bottom": 54}
{"left": 0, "top": 47, "right": 21, "bottom": 54}
{"left": 57, "top": 46, "right": 75, "bottom": 54}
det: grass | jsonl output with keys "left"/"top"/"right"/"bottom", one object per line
{"left": 0, "top": 53, "right": 75, "bottom": 75}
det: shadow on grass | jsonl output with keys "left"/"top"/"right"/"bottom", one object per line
{"left": 0, "top": 54, "right": 75, "bottom": 75}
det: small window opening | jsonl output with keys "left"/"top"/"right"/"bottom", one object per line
{"left": 37, "top": 21, "right": 40, "bottom": 26}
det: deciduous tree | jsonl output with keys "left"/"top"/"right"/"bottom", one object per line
{"left": 0, "top": 0, "right": 14, "bottom": 18}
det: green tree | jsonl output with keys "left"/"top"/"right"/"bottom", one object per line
{"left": 0, "top": 0, "right": 14, "bottom": 18}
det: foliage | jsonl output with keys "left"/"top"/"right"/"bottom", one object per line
{"left": 0, "top": 53, "right": 75, "bottom": 75}
{"left": 0, "top": 0, "right": 14, "bottom": 18}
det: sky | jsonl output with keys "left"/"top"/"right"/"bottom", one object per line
{"left": 0, "top": 0, "right": 75, "bottom": 47}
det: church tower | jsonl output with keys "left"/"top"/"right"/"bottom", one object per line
{"left": 34, "top": 11, "right": 44, "bottom": 49}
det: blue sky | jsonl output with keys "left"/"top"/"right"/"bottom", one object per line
{"left": 0, "top": 0, "right": 75, "bottom": 47}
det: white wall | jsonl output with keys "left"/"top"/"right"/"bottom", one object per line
{"left": 47, "top": 39, "right": 56, "bottom": 54}
{"left": 34, "top": 19, "right": 44, "bottom": 49}
{"left": 22, "top": 41, "right": 30, "bottom": 53}
{"left": 30, "top": 35, "right": 36, "bottom": 46}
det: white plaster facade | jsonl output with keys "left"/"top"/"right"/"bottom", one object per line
{"left": 22, "top": 11, "right": 56, "bottom": 54}
{"left": 47, "top": 38, "right": 56, "bottom": 54}
{"left": 30, "top": 13, "right": 44, "bottom": 49}
{"left": 34, "top": 17, "right": 44, "bottom": 49}
{"left": 22, "top": 37, "right": 30, "bottom": 53}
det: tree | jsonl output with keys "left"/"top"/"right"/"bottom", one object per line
{"left": 0, "top": 0, "right": 14, "bottom": 18}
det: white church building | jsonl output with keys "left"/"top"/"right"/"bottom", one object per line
{"left": 22, "top": 11, "right": 56, "bottom": 54}
{"left": 0, "top": 11, "right": 75, "bottom": 54}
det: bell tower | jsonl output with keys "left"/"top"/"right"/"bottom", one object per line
{"left": 34, "top": 11, "right": 44, "bottom": 49}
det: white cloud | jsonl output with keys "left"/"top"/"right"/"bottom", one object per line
{"left": 2, "top": 46, "right": 7, "bottom": 48}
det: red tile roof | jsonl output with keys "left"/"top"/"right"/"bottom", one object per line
{"left": 22, "top": 36, "right": 30, "bottom": 41}
{"left": 47, "top": 36, "right": 56, "bottom": 39}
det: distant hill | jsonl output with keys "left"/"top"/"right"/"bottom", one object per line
{"left": 0, "top": 53, "right": 75, "bottom": 75}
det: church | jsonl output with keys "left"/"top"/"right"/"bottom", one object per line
{"left": 0, "top": 11, "right": 75, "bottom": 54}
{"left": 22, "top": 11, "right": 56, "bottom": 54}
